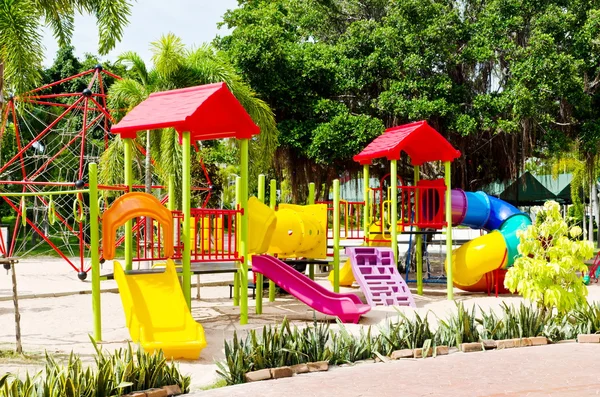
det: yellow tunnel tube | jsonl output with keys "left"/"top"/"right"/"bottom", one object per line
{"left": 247, "top": 198, "right": 327, "bottom": 258}
{"left": 449, "top": 231, "right": 508, "bottom": 289}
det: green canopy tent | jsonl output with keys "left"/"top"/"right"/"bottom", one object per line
{"left": 497, "top": 171, "right": 557, "bottom": 205}
{"left": 534, "top": 174, "right": 573, "bottom": 204}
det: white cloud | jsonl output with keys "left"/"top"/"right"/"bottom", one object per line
{"left": 42, "top": 0, "right": 238, "bottom": 67}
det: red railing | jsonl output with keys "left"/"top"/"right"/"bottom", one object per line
{"left": 367, "top": 181, "right": 448, "bottom": 241}
{"left": 317, "top": 200, "right": 365, "bottom": 240}
{"left": 127, "top": 208, "right": 241, "bottom": 264}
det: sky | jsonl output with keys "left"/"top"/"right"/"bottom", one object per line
{"left": 41, "top": 0, "right": 239, "bottom": 67}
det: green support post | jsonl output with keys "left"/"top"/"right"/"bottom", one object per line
{"left": 269, "top": 179, "right": 277, "bottom": 302}
{"left": 333, "top": 179, "right": 340, "bottom": 293}
{"left": 308, "top": 182, "right": 315, "bottom": 205}
{"left": 168, "top": 175, "right": 175, "bottom": 211}
{"left": 123, "top": 138, "right": 133, "bottom": 270}
{"left": 414, "top": 165, "right": 423, "bottom": 295}
{"left": 181, "top": 132, "right": 192, "bottom": 309}
{"left": 233, "top": 176, "right": 241, "bottom": 307}
{"left": 89, "top": 163, "right": 101, "bottom": 341}
{"left": 307, "top": 181, "right": 316, "bottom": 279}
{"left": 363, "top": 165, "right": 369, "bottom": 242}
{"left": 239, "top": 139, "right": 250, "bottom": 325}
{"left": 256, "top": 174, "right": 265, "bottom": 314}
{"left": 444, "top": 161, "right": 454, "bottom": 300}
{"left": 390, "top": 160, "right": 398, "bottom": 265}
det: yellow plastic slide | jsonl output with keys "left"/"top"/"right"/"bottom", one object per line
{"left": 332, "top": 258, "right": 357, "bottom": 286}
{"left": 113, "top": 258, "right": 207, "bottom": 359}
{"left": 449, "top": 231, "right": 508, "bottom": 290}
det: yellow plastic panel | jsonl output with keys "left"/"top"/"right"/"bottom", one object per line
{"left": 113, "top": 259, "right": 207, "bottom": 359}
{"left": 447, "top": 231, "right": 508, "bottom": 288}
{"left": 269, "top": 203, "right": 327, "bottom": 259}
{"left": 247, "top": 197, "right": 277, "bottom": 254}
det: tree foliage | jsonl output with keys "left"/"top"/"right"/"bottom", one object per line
{"left": 0, "top": 0, "right": 132, "bottom": 96}
{"left": 505, "top": 201, "right": 594, "bottom": 314}
{"left": 218, "top": 0, "right": 600, "bottom": 200}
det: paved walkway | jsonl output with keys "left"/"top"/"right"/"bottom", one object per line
{"left": 198, "top": 343, "right": 600, "bottom": 397}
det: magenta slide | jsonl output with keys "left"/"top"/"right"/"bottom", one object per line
{"left": 251, "top": 255, "right": 371, "bottom": 323}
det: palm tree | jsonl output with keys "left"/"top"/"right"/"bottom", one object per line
{"left": 103, "top": 33, "right": 278, "bottom": 205}
{"left": 0, "top": 0, "right": 132, "bottom": 98}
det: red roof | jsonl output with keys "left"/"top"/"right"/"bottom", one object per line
{"left": 353, "top": 120, "right": 461, "bottom": 166}
{"left": 111, "top": 82, "right": 259, "bottom": 141}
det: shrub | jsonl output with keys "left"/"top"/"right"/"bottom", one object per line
{"left": 505, "top": 200, "right": 594, "bottom": 314}
{"left": 0, "top": 339, "right": 190, "bottom": 396}
{"left": 436, "top": 302, "right": 480, "bottom": 347}
{"left": 570, "top": 302, "right": 600, "bottom": 335}
{"left": 216, "top": 318, "right": 334, "bottom": 385}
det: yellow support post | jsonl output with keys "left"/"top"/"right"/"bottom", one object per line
{"left": 233, "top": 176, "right": 241, "bottom": 307}
{"left": 256, "top": 174, "right": 265, "bottom": 314}
{"left": 239, "top": 139, "right": 249, "bottom": 325}
{"left": 268, "top": 179, "right": 277, "bottom": 302}
{"left": 444, "top": 161, "right": 454, "bottom": 300}
{"left": 123, "top": 137, "right": 133, "bottom": 270}
{"left": 181, "top": 131, "right": 192, "bottom": 309}
{"left": 308, "top": 182, "right": 315, "bottom": 205}
{"left": 89, "top": 163, "right": 101, "bottom": 341}
{"left": 363, "top": 165, "right": 369, "bottom": 242}
{"left": 414, "top": 165, "right": 423, "bottom": 295}
{"left": 390, "top": 160, "right": 398, "bottom": 264}
{"left": 333, "top": 179, "right": 340, "bottom": 292}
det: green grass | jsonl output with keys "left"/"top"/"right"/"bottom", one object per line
{"left": 200, "top": 379, "right": 227, "bottom": 390}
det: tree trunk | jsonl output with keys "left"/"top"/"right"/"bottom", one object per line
{"left": 594, "top": 181, "right": 600, "bottom": 248}
{"left": 10, "top": 262, "right": 22, "bottom": 354}
{"left": 589, "top": 202, "right": 594, "bottom": 243}
{"left": 583, "top": 204, "right": 587, "bottom": 239}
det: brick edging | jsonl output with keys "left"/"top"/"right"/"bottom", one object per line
{"left": 240, "top": 335, "right": 600, "bottom": 385}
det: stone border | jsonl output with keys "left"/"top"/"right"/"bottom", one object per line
{"left": 577, "top": 334, "right": 600, "bottom": 343}
{"left": 120, "top": 384, "right": 182, "bottom": 397}
{"left": 245, "top": 361, "right": 329, "bottom": 382}
{"left": 241, "top": 335, "right": 600, "bottom": 385}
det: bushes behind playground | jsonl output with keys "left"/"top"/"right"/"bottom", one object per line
{"left": 0, "top": 338, "right": 190, "bottom": 397}
{"left": 217, "top": 302, "right": 600, "bottom": 385}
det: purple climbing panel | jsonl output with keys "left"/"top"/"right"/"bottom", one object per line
{"left": 347, "top": 247, "right": 415, "bottom": 307}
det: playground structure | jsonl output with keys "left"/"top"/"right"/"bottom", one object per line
{"left": 0, "top": 73, "right": 538, "bottom": 357}
{"left": 327, "top": 120, "right": 532, "bottom": 297}
{"left": 91, "top": 82, "right": 372, "bottom": 357}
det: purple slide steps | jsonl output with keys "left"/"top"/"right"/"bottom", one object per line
{"left": 347, "top": 247, "right": 415, "bottom": 308}
{"left": 251, "top": 255, "right": 371, "bottom": 323}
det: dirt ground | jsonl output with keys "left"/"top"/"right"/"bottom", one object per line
{"left": 0, "top": 257, "right": 597, "bottom": 392}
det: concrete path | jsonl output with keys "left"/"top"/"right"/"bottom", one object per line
{"left": 198, "top": 343, "right": 600, "bottom": 397}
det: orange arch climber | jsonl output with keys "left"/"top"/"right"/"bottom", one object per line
{"left": 102, "top": 192, "right": 173, "bottom": 260}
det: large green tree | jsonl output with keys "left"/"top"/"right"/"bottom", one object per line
{"left": 218, "top": 0, "right": 600, "bottom": 199}
{"left": 0, "top": 0, "right": 132, "bottom": 97}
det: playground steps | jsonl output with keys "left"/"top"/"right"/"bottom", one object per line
{"left": 347, "top": 247, "right": 415, "bottom": 308}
